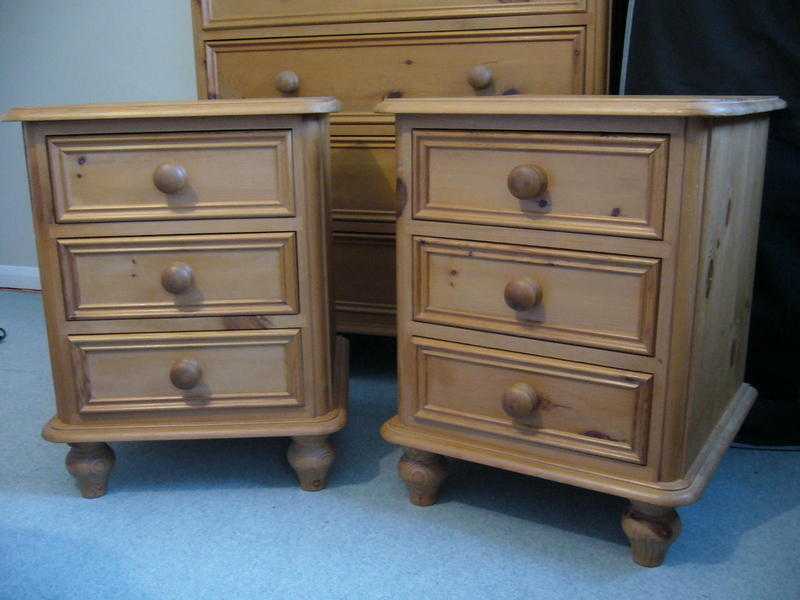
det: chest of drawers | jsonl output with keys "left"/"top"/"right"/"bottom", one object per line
{"left": 192, "top": 0, "right": 613, "bottom": 335}
{"left": 3, "top": 98, "right": 348, "bottom": 498}
{"left": 378, "top": 95, "right": 785, "bottom": 566}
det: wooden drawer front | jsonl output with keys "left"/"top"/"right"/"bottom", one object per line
{"left": 48, "top": 130, "right": 293, "bottom": 223}
{"left": 333, "top": 232, "right": 397, "bottom": 321}
{"left": 413, "top": 130, "right": 669, "bottom": 238}
{"left": 201, "top": 0, "right": 587, "bottom": 29}
{"left": 410, "top": 337, "right": 652, "bottom": 464}
{"left": 69, "top": 330, "right": 304, "bottom": 416}
{"left": 331, "top": 137, "right": 396, "bottom": 223}
{"left": 414, "top": 237, "right": 659, "bottom": 354}
{"left": 207, "top": 28, "right": 586, "bottom": 111}
{"left": 58, "top": 233, "right": 299, "bottom": 320}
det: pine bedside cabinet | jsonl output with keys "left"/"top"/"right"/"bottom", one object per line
{"left": 3, "top": 98, "right": 348, "bottom": 498}
{"left": 377, "top": 95, "right": 785, "bottom": 566}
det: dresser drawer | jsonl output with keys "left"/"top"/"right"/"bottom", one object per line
{"left": 58, "top": 232, "right": 299, "bottom": 320}
{"left": 413, "top": 130, "right": 669, "bottom": 238}
{"left": 47, "top": 130, "right": 294, "bottom": 223}
{"left": 414, "top": 237, "right": 660, "bottom": 355}
{"left": 201, "top": 0, "right": 587, "bottom": 29}
{"left": 68, "top": 329, "right": 305, "bottom": 416}
{"left": 331, "top": 137, "right": 396, "bottom": 223}
{"left": 409, "top": 337, "right": 653, "bottom": 464}
{"left": 206, "top": 28, "right": 586, "bottom": 112}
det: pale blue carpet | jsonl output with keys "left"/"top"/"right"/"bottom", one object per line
{"left": 1, "top": 290, "right": 799, "bottom": 600}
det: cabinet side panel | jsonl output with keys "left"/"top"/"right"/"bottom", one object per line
{"left": 683, "top": 116, "right": 770, "bottom": 468}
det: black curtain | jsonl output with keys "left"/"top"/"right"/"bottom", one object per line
{"left": 624, "top": 0, "right": 800, "bottom": 444}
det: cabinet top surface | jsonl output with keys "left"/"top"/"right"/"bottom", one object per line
{"left": 2, "top": 97, "right": 342, "bottom": 122}
{"left": 376, "top": 95, "right": 786, "bottom": 117}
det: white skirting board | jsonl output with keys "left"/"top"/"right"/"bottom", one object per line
{"left": 0, "top": 265, "right": 41, "bottom": 290}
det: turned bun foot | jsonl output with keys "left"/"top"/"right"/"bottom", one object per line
{"left": 65, "top": 442, "right": 116, "bottom": 499}
{"left": 287, "top": 435, "right": 335, "bottom": 491}
{"left": 398, "top": 449, "right": 447, "bottom": 507}
{"left": 621, "top": 501, "right": 682, "bottom": 567}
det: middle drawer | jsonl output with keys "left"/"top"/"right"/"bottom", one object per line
{"left": 414, "top": 236, "right": 660, "bottom": 355}
{"left": 57, "top": 232, "right": 300, "bottom": 320}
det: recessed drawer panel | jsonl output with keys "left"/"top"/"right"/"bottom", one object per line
{"left": 333, "top": 232, "right": 397, "bottom": 319}
{"left": 47, "top": 130, "right": 294, "bottom": 222}
{"left": 414, "top": 237, "right": 659, "bottom": 355}
{"left": 410, "top": 336, "right": 653, "bottom": 464}
{"left": 331, "top": 137, "right": 396, "bottom": 223}
{"left": 69, "top": 329, "right": 304, "bottom": 416}
{"left": 202, "top": 0, "right": 586, "bottom": 29}
{"left": 58, "top": 233, "right": 299, "bottom": 320}
{"left": 413, "top": 130, "right": 669, "bottom": 238}
{"left": 207, "top": 28, "right": 586, "bottom": 111}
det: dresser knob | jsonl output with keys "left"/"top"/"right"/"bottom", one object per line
{"left": 467, "top": 64, "right": 494, "bottom": 90}
{"left": 502, "top": 383, "right": 539, "bottom": 421}
{"left": 504, "top": 277, "right": 542, "bottom": 312}
{"left": 507, "top": 164, "right": 548, "bottom": 200}
{"left": 153, "top": 163, "right": 188, "bottom": 194}
{"left": 161, "top": 262, "right": 194, "bottom": 295}
{"left": 170, "top": 358, "right": 202, "bottom": 390}
{"left": 275, "top": 70, "right": 300, "bottom": 94}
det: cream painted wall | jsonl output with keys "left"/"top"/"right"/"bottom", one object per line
{"left": 0, "top": 1, "right": 196, "bottom": 279}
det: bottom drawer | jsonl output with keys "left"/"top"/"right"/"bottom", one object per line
{"left": 68, "top": 329, "right": 304, "bottom": 416}
{"left": 408, "top": 337, "right": 653, "bottom": 464}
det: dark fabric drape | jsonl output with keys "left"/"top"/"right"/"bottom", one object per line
{"left": 624, "top": 0, "right": 800, "bottom": 443}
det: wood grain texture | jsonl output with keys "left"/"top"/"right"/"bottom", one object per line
{"left": 67, "top": 329, "right": 305, "bottom": 416}
{"left": 15, "top": 103, "right": 343, "bottom": 495}
{"left": 2, "top": 98, "right": 341, "bottom": 121}
{"left": 413, "top": 236, "right": 660, "bottom": 354}
{"left": 200, "top": 0, "right": 589, "bottom": 30}
{"left": 193, "top": 2, "right": 613, "bottom": 335}
{"left": 47, "top": 130, "right": 295, "bottom": 222}
{"left": 206, "top": 28, "right": 588, "bottom": 111}
{"left": 409, "top": 336, "right": 652, "bottom": 464}
{"left": 413, "top": 129, "right": 668, "bottom": 238}
{"left": 57, "top": 232, "right": 299, "bottom": 320}
{"left": 65, "top": 442, "right": 115, "bottom": 499}
{"left": 382, "top": 98, "right": 783, "bottom": 566}
{"left": 377, "top": 95, "right": 786, "bottom": 116}
{"left": 682, "top": 117, "right": 771, "bottom": 468}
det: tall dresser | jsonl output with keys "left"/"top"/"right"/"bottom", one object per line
{"left": 3, "top": 98, "right": 348, "bottom": 498}
{"left": 192, "top": 0, "right": 613, "bottom": 335}
{"left": 378, "top": 95, "right": 785, "bottom": 566}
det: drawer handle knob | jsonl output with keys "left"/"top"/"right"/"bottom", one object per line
{"left": 467, "top": 64, "right": 494, "bottom": 90}
{"left": 161, "top": 262, "right": 194, "bottom": 295}
{"left": 153, "top": 163, "right": 188, "bottom": 194}
{"left": 504, "top": 277, "right": 542, "bottom": 312}
{"left": 275, "top": 70, "right": 300, "bottom": 94}
{"left": 502, "top": 383, "right": 540, "bottom": 421}
{"left": 170, "top": 358, "right": 203, "bottom": 390}
{"left": 508, "top": 164, "right": 548, "bottom": 200}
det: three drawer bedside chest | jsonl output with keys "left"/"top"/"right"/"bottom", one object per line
{"left": 377, "top": 95, "right": 785, "bottom": 566}
{"left": 3, "top": 98, "right": 348, "bottom": 498}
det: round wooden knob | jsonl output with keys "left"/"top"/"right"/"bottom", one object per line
{"left": 504, "top": 277, "right": 542, "bottom": 312}
{"left": 275, "top": 70, "right": 300, "bottom": 94}
{"left": 467, "top": 65, "right": 494, "bottom": 90}
{"left": 507, "top": 164, "right": 548, "bottom": 200}
{"left": 153, "top": 163, "right": 188, "bottom": 194}
{"left": 170, "top": 358, "right": 202, "bottom": 390}
{"left": 161, "top": 262, "right": 194, "bottom": 295}
{"left": 502, "top": 382, "right": 540, "bottom": 421}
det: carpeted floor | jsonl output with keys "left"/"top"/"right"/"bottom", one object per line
{"left": 1, "top": 289, "right": 798, "bottom": 599}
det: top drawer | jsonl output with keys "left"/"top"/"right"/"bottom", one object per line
{"left": 413, "top": 129, "right": 669, "bottom": 239}
{"left": 206, "top": 28, "right": 586, "bottom": 111}
{"left": 201, "top": 0, "right": 588, "bottom": 29}
{"left": 47, "top": 130, "right": 294, "bottom": 223}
